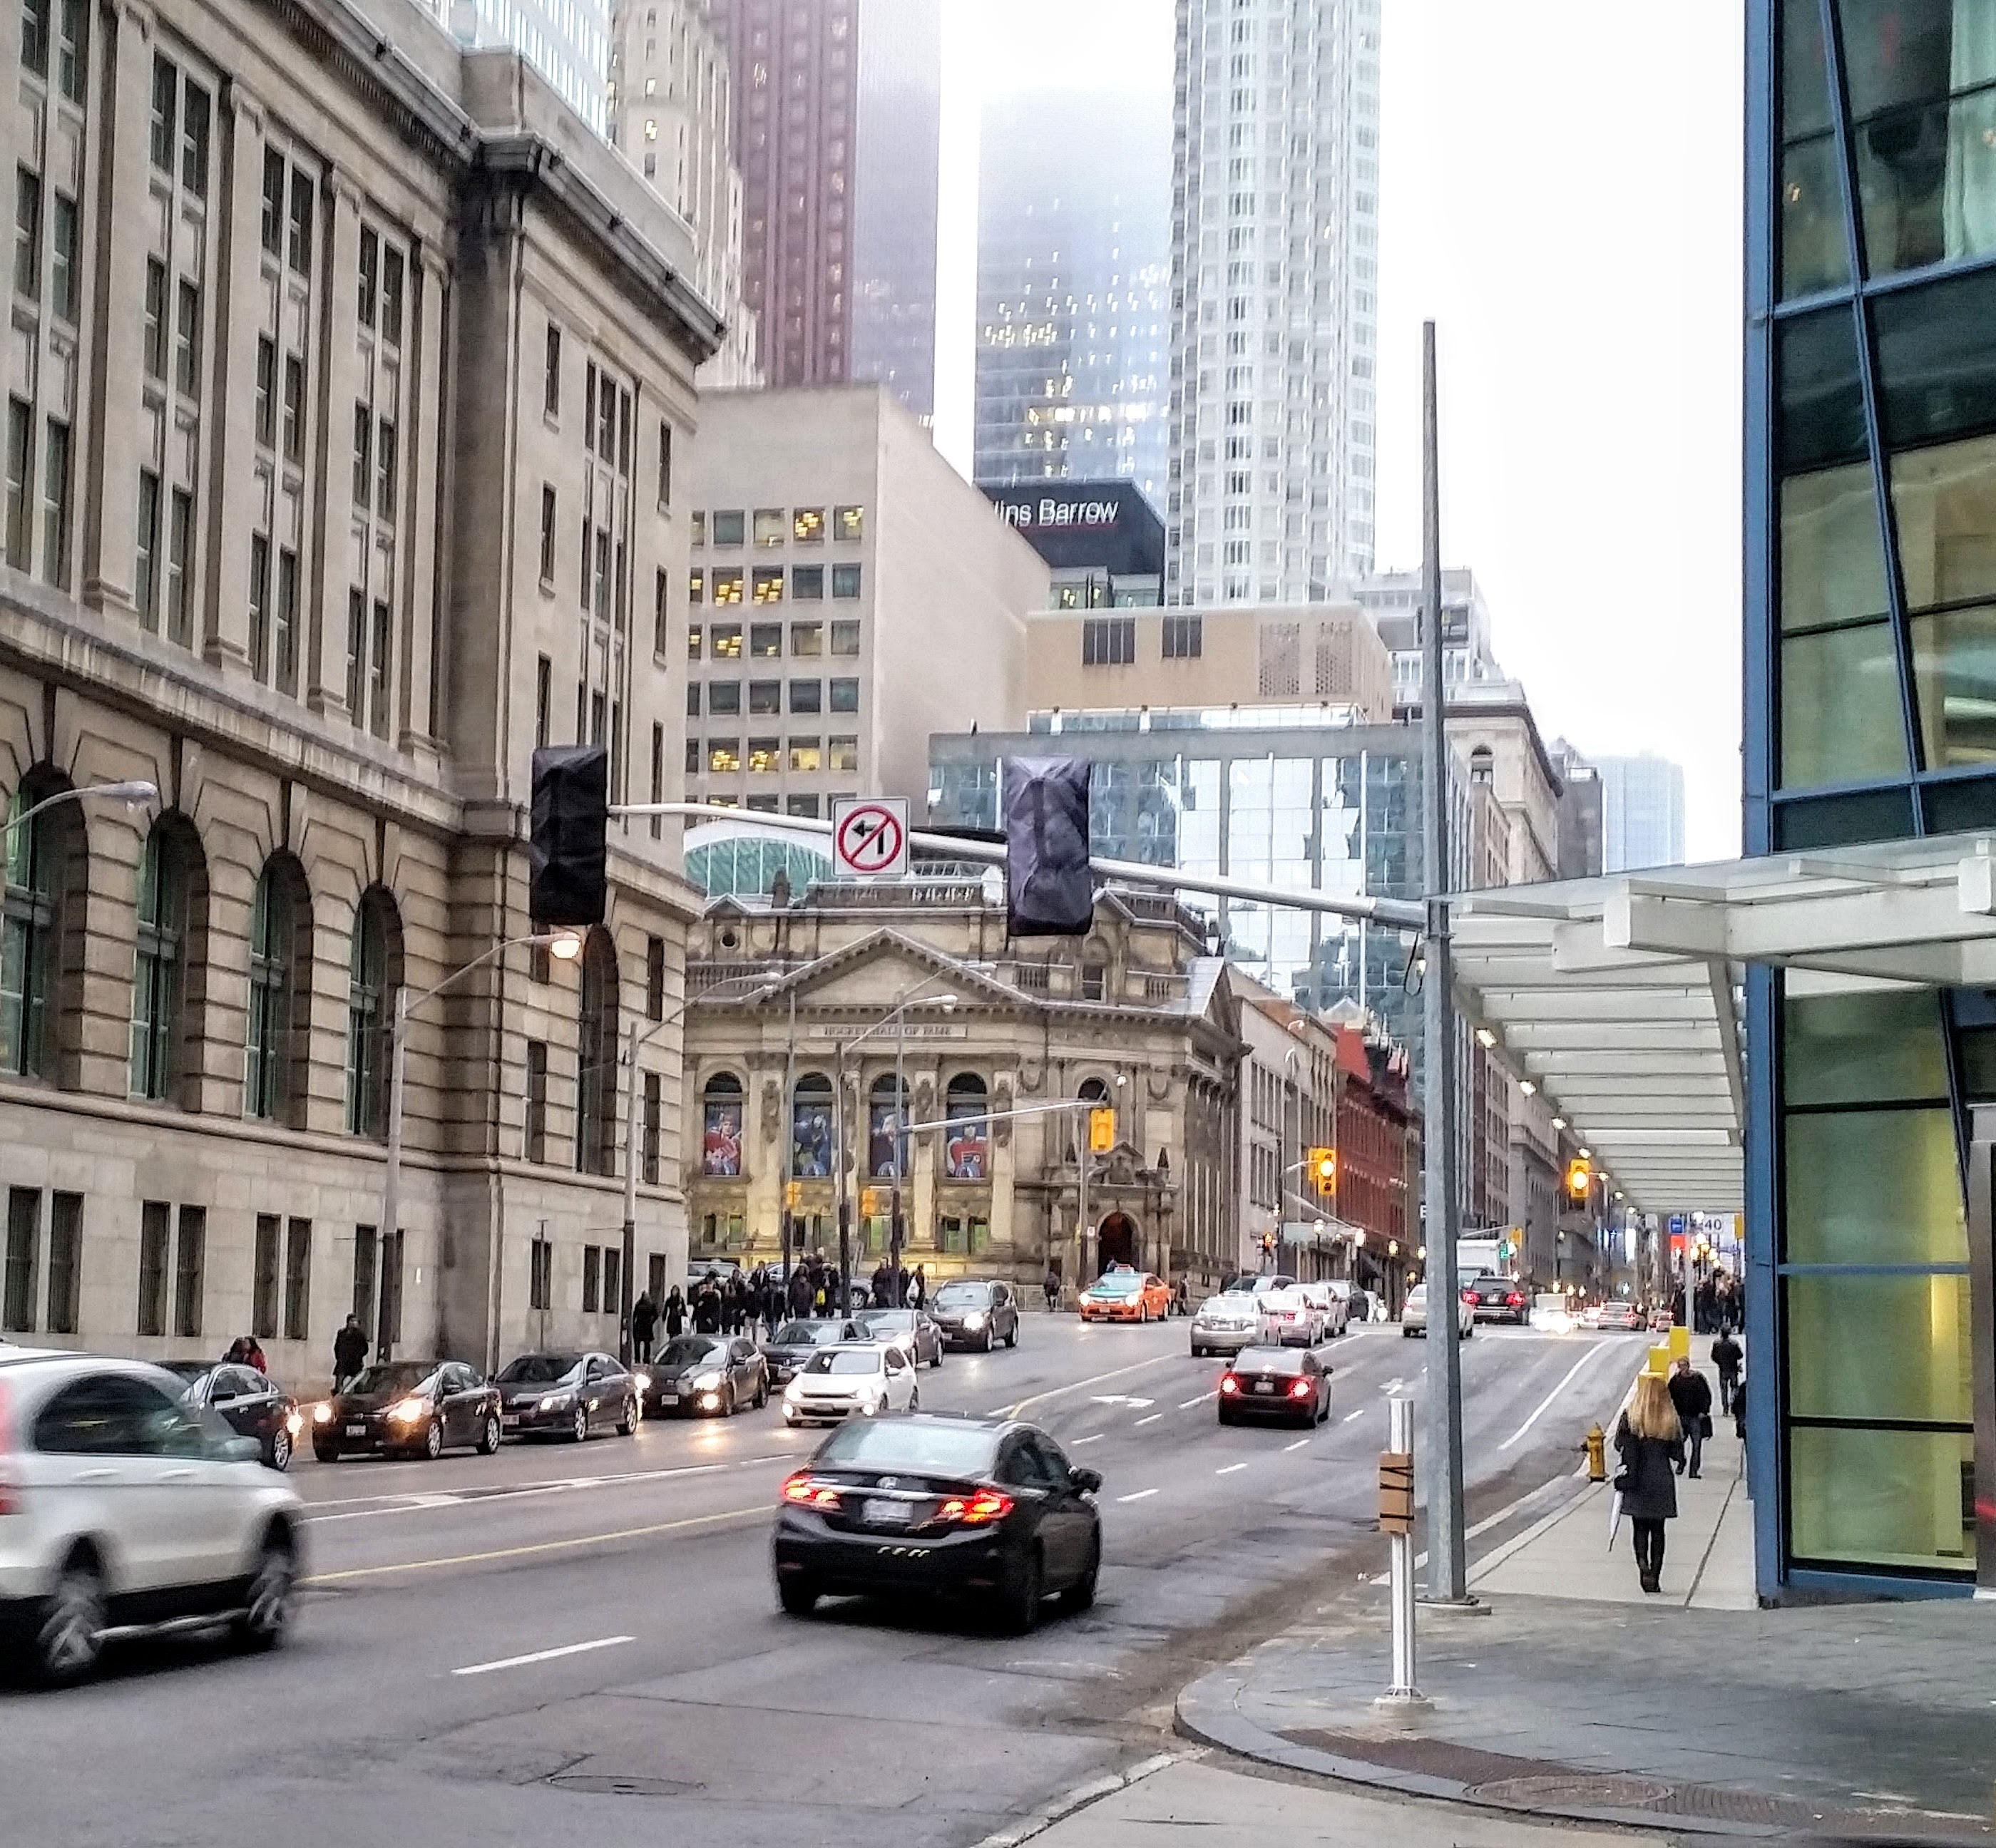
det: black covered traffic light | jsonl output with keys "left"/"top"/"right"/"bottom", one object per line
{"left": 1003, "top": 756, "right": 1092, "bottom": 938}
{"left": 529, "top": 745, "right": 608, "bottom": 925}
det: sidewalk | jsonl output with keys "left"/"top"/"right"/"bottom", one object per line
{"left": 1177, "top": 1340, "right": 1996, "bottom": 1838}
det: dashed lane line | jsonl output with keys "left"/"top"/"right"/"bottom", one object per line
{"left": 1215, "top": 1462, "right": 1248, "bottom": 1476}
{"left": 1115, "top": 1488, "right": 1159, "bottom": 1504}
{"left": 1342, "top": 1409, "right": 1366, "bottom": 1423}
{"left": 1282, "top": 1439, "right": 1311, "bottom": 1452}
{"left": 1178, "top": 1392, "right": 1217, "bottom": 1410}
{"left": 1071, "top": 1434, "right": 1105, "bottom": 1444}
{"left": 1134, "top": 1413, "right": 1162, "bottom": 1427}
{"left": 453, "top": 1636, "right": 633, "bottom": 1677}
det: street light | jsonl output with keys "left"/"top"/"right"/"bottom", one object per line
{"left": 4, "top": 779, "right": 158, "bottom": 838}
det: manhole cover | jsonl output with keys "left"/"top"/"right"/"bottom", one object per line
{"left": 546, "top": 1774, "right": 703, "bottom": 1798}
{"left": 1473, "top": 1775, "right": 1675, "bottom": 1809}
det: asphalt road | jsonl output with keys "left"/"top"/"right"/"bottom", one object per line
{"left": 1, "top": 1313, "right": 1649, "bottom": 1848}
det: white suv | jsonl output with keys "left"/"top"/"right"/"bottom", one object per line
{"left": 0, "top": 1348, "right": 303, "bottom": 1685}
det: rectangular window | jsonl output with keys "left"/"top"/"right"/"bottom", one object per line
{"left": 1082, "top": 617, "right": 1137, "bottom": 666}
{"left": 173, "top": 1203, "right": 205, "bottom": 1338}
{"left": 14, "top": 168, "right": 40, "bottom": 302}
{"left": 748, "top": 679, "right": 780, "bottom": 715}
{"left": 40, "top": 417, "right": 68, "bottom": 587}
{"left": 544, "top": 324, "right": 561, "bottom": 416}
{"left": 370, "top": 599, "right": 391, "bottom": 738}
{"left": 357, "top": 227, "right": 377, "bottom": 329}
{"left": 48, "top": 192, "right": 74, "bottom": 322}
{"left": 3, "top": 1188, "right": 36, "bottom": 1332}
{"left": 645, "top": 936, "right": 665, "bottom": 1019}
{"left": 711, "top": 567, "right": 744, "bottom": 607}
{"left": 180, "top": 84, "right": 209, "bottom": 197}
{"left": 690, "top": 510, "right": 705, "bottom": 548}
{"left": 165, "top": 487, "right": 190, "bottom": 645}
{"left": 352, "top": 1223, "right": 377, "bottom": 1338}
{"left": 45, "top": 1191, "right": 79, "bottom": 1335}
{"left": 345, "top": 588, "right": 364, "bottom": 715}
{"left": 685, "top": 737, "right": 701, "bottom": 774}
{"left": 649, "top": 723, "right": 663, "bottom": 840}
{"left": 525, "top": 1040, "right": 548, "bottom": 1162}
{"left": 173, "top": 278, "right": 200, "bottom": 395}
{"left": 21, "top": 0, "right": 47, "bottom": 76}
{"left": 287, "top": 170, "right": 313, "bottom": 275}
{"left": 529, "top": 1235, "right": 551, "bottom": 1311}
{"left": 590, "top": 689, "right": 606, "bottom": 746}
{"left": 352, "top": 404, "right": 371, "bottom": 507}
{"left": 260, "top": 151, "right": 283, "bottom": 256}
{"left": 536, "top": 654, "right": 551, "bottom": 746}
{"left": 753, "top": 508, "right": 785, "bottom": 545}
{"left": 829, "top": 734, "right": 859, "bottom": 773}
{"left": 653, "top": 568, "right": 670, "bottom": 656}
{"left": 275, "top": 546, "right": 298, "bottom": 693}
{"left": 375, "top": 418, "right": 396, "bottom": 519}
{"left": 787, "top": 794, "right": 820, "bottom": 818}
{"left": 596, "top": 374, "right": 617, "bottom": 458}
{"left": 603, "top": 1247, "right": 621, "bottom": 1319}
{"left": 790, "top": 620, "right": 823, "bottom": 657}
{"left": 643, "top": 1072, "right": 661, "bottom": 1185}
{"left": 657, "top": 420, "right": 672, "bottom": 505}
{"left": 792, "top": 564, "right": 824, "bottom": 600}
{"left": 149, "top": 56, "right": 176, "bottom": 173}
{"left": 707, "top": 681, "right": 741, "bottom": 717}
{"left": 5, "top": 398, "right": 29, "bottom": 568}
{"left": 707, "top": 739, "right": 740, "bottom": 773}
{"left": 831, "top": 564, "right": 862, "bottom": 600}
{"left": 252, "top": 334, "right": 274, "bottom": 442}
{"left": 752, "top": 567, "right": 784, "bottom": 605}
{"left": 583, "top": 1243, "right": 601, "bottom": 1313}
{"left": 710, "top": 621, "right": 742, "bottom": 659}
{"left": 282, "top": 354, "right": 304, "bottom": 463}
{"left": 749, "top": 621, "right": 782, "bottom": 658}
{"left": 538, "top": 483, "right": 558, "bottom": 584}
{"left": 134, "top": 470, "right": 160, "bottom": 625}
{"left": 747, "top": 736, "right": 780, "bottom": 773}
{"left": 689, "top": 568, "right": 705, "bottom": 608}
{"left": 145, "top": 262, "right": 169, "bottom": 381}
{"left": 137, "top": 1201, "right": 171, "bottom": 1336}
{"left": 591, "top": 526, "right": 610, "bottom": 620}
{"left": 282, "top": 1216, "right": 311, "bottom": 1342}
{"left": 789, "top": 679, "right": 822, "bottom": 714}
{"left": 789, "top": 738, "right": 822, "bottom": 773}
{"left": 833, "top": 505, "right": 864, "bottom": 541}
{"left": 381, "top": 250, "right": 403, "bottom": 346}
{"left": 794, "top": 507, "right": 824, "bottom": 543}
{"left": 829, "top": 677, "right": 859, "bottom": 714}
{"left": 830, "top": 620, "right": 861, "bottom": 657}
{"left": 712, "top": 508, "right": 745, "bottom": 547}
{"left": 247, "top": 534, "right": 270, "bottom": 680}
{"left": 252, "top": 1213, "right": 280, "bottom": 1340}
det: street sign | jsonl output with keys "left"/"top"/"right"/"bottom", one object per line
{"left": 831, "top": 797, "right": 909, "bottom": 880}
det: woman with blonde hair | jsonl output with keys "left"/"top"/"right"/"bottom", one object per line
{"left": 1614, "top": 1372, "right": 1685, "bottom": 1595}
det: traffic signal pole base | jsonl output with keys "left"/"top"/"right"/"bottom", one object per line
{"left": 1372, "top": 1688, "right": 1433, "bottom": 1716}
{"left": 1415, "top": 1594, "right": 1490, "bottom": 1615}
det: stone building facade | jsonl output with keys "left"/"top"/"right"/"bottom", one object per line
{"left": 0, "top": 0, "right": 720, "bottom": 1385}
{"left": 682, "top": 881, "right": 1242, "bottom": 1298}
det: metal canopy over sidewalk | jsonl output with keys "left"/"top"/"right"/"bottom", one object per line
{"left": 1448, "top": 830, "right": 1996, "bottom": 1215}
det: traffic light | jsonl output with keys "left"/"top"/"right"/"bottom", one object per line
{"left": 1306, "top": 1146, "right": 1337, "bottom": 1191}
{"left": 529, "top": 745, "right": 608, "bottom": 926}
{"left": 1259, "top": 1232, "right": 1276, "bottom": 1256}
{"left": 1003, "top": 757, "right": 1093, "bottom": 938}
{"left": 1088, "top": 1107, "right": 1117, "bottom": 1153}
{"left": 1565, "top": 1158, "right": 1592, "bottom": 1201}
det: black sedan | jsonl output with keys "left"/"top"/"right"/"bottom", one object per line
{"left": 926, "top": 1279, "right": 1020, "bottom": 1352}
{"left": 494, "top": 1351, "right": 638, "bottom": 1441}
{"left": 851, "top": 1308, "right": 946, "bottom": 1369}
{"left": 772, "top": 1414, "right": 1102, "bottom": 1633}
{"left": 310, "top": 1360, "right": 503, "bottom": 1461}
{"left": 643, "top": 1334, "right": 768, "bottom": 1417}
{"left": 762, "top": 1318, "right": 864, "bottom": 1387}
{"left": 160, "top": 1360, "right": 300, "bottom": 1470}
{"left": 1217, "top": 1345, "right": 1333, "bottom": 1427}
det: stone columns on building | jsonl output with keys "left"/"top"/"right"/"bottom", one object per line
{"left": 205, "top": 76, "right": 266, "bottom": 674}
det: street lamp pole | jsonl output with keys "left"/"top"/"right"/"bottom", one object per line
{"left": 3, "top": 779, "right": 158, "bottom": 838}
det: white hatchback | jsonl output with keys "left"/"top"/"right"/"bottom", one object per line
{"left": 0, "top": 1349, "right": 303, "bottom": 1685}
{"left": 781, "top": 1343, "right": 921, "bottom": 1425}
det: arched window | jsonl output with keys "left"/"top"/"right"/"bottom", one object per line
{"left": 0, "top": 772, "right": 84, "bottom": 1081}
{"left": 1078, "top": 1076, "right": 1111, "bottom": 1104}
{"left": 129, "top": 816, "right": 207, "bottom": 1104}
{"left": 701, "top": 1070, "right": 744, "bottom": 1176}
{"left": 944, "top": 1072, "right": 988, "bottom": 1181}
{"left": 346, "top": 887, "right": 402, "bottom": 1138}
{"left": 1469, "top": 744, "right": 1494, "bottom": 786}
{"left": 575, "top": 926, "right": 619, "bottom": 1177}
{"left": 245, "top": 853, "right": 312, "bottom": 1124}
{"left": 1080, "top": 955, "right": 1107, "bottom": 1002}
{"left": 867, "top": 1072, "right": 907, "bottom": 1179}
{"left": 792, "top": 1072, "right": 833, "bottom": 1178}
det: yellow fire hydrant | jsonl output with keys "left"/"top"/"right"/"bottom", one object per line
{"left": 1584, "top": 1422, "right": 1607, "bottom": 1484}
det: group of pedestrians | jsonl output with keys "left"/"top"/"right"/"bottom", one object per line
{"left": 628, "top": 1256, "right": 922, "bottom": 1361}
{"left": 1612, "top": 1330, "right": 1748, "bottom": 1597}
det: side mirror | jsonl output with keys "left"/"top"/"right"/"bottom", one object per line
{"left": 1072, "top": 1467, "right": 1102, "bottom": 1495}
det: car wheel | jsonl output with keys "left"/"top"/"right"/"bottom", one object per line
{"left": 572, "top": 1405, "right": 590, "bottom": 1444}
{"left": 1217, "top": 1405, "right": 1234, "bottom": 1426}
{"left": 34, "top": 1554, "right": 106, "bottom": 1687}
{"left": 996, "top": 1547, "right": 1043, "bottom": 1636}
{"left": 313, "top": 1441, "right": 339, "bottom": 1464}
{"left": 267, "top": 1425, "right": 293, "bottom": 1472}
{"left": 931, "top": 1346, "right": 943, "bottom": 1370}
{"left": 1005, "top": 1322, "right": 1018, "bottom": 1349}
{"left": 754, "top": 1374, "right": 768, "bottom": 1410}
{"left": 478, "top": 1413, "right": 502, "bottom": 1456}
{"left": 722, "top": 1385, "right": 737, "bottom": 1417}
{"left": 982, "top": 1329, "right": 993, "bottom": 1354}
{"left": 424, "top": 1419, "right": 444, "bottom": 1461}
{"left": 618, "top": 1398, "right": 637, "bottom": 1436}
{"left": 909, "top": 1385, "right": 921, "bottom": 1412}
{"left": 778, "top": 1576, "right": 820, "bottom": 1616}
{"left": 1058, "top": 1534, "right": 1100, "bottom": 1614}
{"left": 234, "top": 1532, "right": 296, "bottom": 1653}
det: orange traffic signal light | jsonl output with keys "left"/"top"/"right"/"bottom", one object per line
{"left": 1565, "top": 1159, "right": 1592, "bottom": 1200}
{"left": 1088, "top": 1107, "right": 1116, "bottom": 1153}
{"left": 1307, "top": 1146, "right": 1338, "bottom": 1191}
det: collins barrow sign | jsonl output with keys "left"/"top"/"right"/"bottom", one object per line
{"left": 831, "top": 797, "right": 909, "bottom": 881}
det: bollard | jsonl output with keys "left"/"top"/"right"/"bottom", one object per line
{"left": 1584, "top": 1422, "right": 1606, "bottom": 1484}
{"left": 1373, "top": 1397, "right": 1431, "bottom": 1713}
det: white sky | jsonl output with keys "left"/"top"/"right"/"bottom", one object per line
{"left": 954, "top": 1, "right": 1745, "bottom": 860}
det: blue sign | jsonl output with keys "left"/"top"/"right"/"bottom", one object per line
{"left": 1667, "top": 1214, "right": 1687, "bottom": 1237}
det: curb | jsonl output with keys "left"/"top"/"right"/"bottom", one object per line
{"left": 969, "top": 1752, "right": 1179, "bottom": 1848}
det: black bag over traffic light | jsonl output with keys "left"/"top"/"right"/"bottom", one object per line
{"left": 1003, "top": 756, "right": 1093, "bottom": 938}
{"left": 529, "top": 745, "right": 609, "bottom": 925}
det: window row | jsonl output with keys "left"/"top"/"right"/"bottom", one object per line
{"left": 691, "top": 505, "right": 864, "bottom": 548}
{"left": 699, "top": 1072, "right": 993, "bottom": 1181}
{"left": 690, "top": 563, "right": 864, "bottom": 605}
{"left": 687, "top": 734, "right": 859, "bottom": 775}
{"left": 689, "top": 675, "right": 864, "bottom": 717}
{"left": 688, "top": 619, "right": 860, "bottom": 662}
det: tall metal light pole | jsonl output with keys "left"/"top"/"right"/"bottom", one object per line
{"left": 1419, "top": 319, "right": 1470, "bottom": 1606}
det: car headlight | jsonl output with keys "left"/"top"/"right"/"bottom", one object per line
{"left": 693, "top": 1371, "right": 723, "bottom": 1392}
{"left": 389, "top": 1397, "right": 428, "bottom": 1422}
{"left": 962, "top": 1311, "right": 985, "bottom": 1330}
{"left": 285, "top": 1411, "right": 303, "bottom": 1435}
{"left": 632, "top": 1372, "right": 650, "bottom": 1392}
{"left": 540, "top": 1392, "right": 574, "bottom": 1411}
{"left": 784, "top": 1380, "right": 804, "bottom": 1400}
{"left": 312, "top": 1404, "right": 332, "bottom": 1425}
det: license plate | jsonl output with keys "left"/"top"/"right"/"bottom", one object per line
{"left": 345, "top": 1422, "right": 366, "bottom": 1436}
{"left": 659, "top": 1393, "right": 679, "bottom": 1407}
{"left": 864, "top": 1498, "right": 912, "bottom": 1525}
{"left": 1254, "top": 1381, "right": 1275, "bottom": 1395}
{"left": 501, "top": 1415, "right": 520, "bottom": 1429}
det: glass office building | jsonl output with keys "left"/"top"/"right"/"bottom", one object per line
{"left": 1749, "top": 0, "right": 1996, "bottom": 1591}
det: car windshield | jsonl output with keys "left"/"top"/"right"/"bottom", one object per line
{"left": 659, "top": 1336, "right": 727, "bottom": 1370}
{"left": 344, "top": 1363, "right": 436, "bottom": 1397}
{"left": 806, "top": 1349, "right": 883, "bottom": 1376}
{"left": 774, "top": 1321, "right": 848, "bottom": 1345}
{"left": 931, "top": 1283, "right": 990, "bottom": 1309}
{"left": 496, "top": 1355, "right": 583, "bottom": 1384}
{"left": 856, "top": 1311, "right": 915, "bottom": 1334}
{"left": 1233, "top": 1346, "right": 1305, "bottom": 1375}
{"left": 1089, "top": 1273, "right": 1144, "bottom": 1297}
{"left": 1406, "top": 1286, "right": 1428, "bottom": 1305}
{"left": 815, "top": 1419, "right": 1002, "bottom": 1476}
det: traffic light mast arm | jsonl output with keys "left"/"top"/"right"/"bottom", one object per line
{"left": 894, "top": 1097, "right": 1098, "bottom": 1137}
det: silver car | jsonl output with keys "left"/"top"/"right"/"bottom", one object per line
{"left": 1191, "top": 1293, "right": 1264, "bottom": 1357}
{"left": 1400, "top": 1283, "right": 1474, "bottom": 1340}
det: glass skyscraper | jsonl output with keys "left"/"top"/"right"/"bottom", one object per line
{"left": 1749, "top": 0, "right": 1995, "bottom": 1592}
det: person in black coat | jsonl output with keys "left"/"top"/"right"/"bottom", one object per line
{"left": 630, "top": 1292, "right": 657, "bottom": 1363}
{"left": 1667, "top": 1357, "right": 1714, "bottom": 1479}
{"left": 662, "top": 1287, "right": 686, "bottom": 1339}
{"left": 692, "top": 1276, "right": 722, "bottom": 1335}
{"left": 1615, "top": 1372, "right": 1685, "bottom": 1596}
{"left": 332, "top": 1315, "right": 369, "bottom": 1391}
{"left": 1711, "top": 1331, "right": 1743, "bottom": 1416}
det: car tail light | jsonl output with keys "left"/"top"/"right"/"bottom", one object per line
{"left": 1465, "top": 1291, "right": 1481, "bottom": 1305}
{"left": 781, "top": 1471, "right": 841, "bottom": 1511}
{"left": 937, "top": 1489, "right": 1014, "bottom": 1526}
{"left": 1508, "top": 1293, "right": 1525, "bottom": 1308}
{"left": 1219, "top": 1375, "right": 1240, "bottom": 1395}
{"left": 1288, "top": 1378, "right": 1314, "bottom": 1400}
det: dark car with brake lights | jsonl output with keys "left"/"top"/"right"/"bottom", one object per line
{"left": 761, "top": 1318, "right": 864, "bottom": 1387}
{"left": 1462, "top": 1275, "right": 1530, "bottom": 1325}
{"left": 160, "top": 1361, "right": 301, "bottom": 1470}
{"left": 772, "top": 1413, "right": 1101, "bottom": 1633}
{"left": 494, "top": 1351, "right": 638, "bottom": 1441}
{"left": 1217, "top": 1345, "right": 1332, "bottom": 1427}
{"left": 309, "top": 1360, "right": 502, "bottom": 1461}
{"left": 643, "top": 1334, "right": 768, "bottom": 1417}
{"left": 926, "top": 1279, "right": 1019, "bottom": 1351}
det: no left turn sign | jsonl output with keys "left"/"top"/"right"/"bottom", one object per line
{"left": 831, "top": 797, "right": 910, "bottom": 880}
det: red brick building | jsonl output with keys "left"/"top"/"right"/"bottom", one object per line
{"left": 1331, "top": 1022, "right": 1416, "bottom": 1313}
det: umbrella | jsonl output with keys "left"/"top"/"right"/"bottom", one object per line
{"left": 1607, "top": 1489, "right": 1625, "bottom": 1551}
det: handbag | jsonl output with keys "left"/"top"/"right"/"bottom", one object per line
{"left": 1611, "top": 1469, "right": 1631, "bottom": 1494}
{"left": 1699, "top": 1415, "right": 1714, "bottom": 1438}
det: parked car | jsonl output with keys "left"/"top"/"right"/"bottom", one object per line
{"left": 311, "top": 1361, "right": 503, "bottom": 1461}
{"left": 1463, "top": 1275, "right": 1530, "bottom": 1325}
{"left": 1218, "top": 1345, "right": 1334, "bottom": 1427}
{"left": 772, "top": 1413, "right": 1100, "bottom": 1632}
{"left": 1220, "top": 1273, "right": 1297, "bottom": 1296}
{"left": 781, "top": 1344, "right": 920, "bottom": 1425}
{"left": 926, "top": 1279, "right": 1020, "bottom": 1352}
{"left": 762, "top": 1318, "right": 865, "bottom": 1387}
{"left": 852, "top": 1308, "right": 945, "bottom": 1370}
{"left": 1189, "top": 1291, "right": 1263, "bottom": 1357}
{"left": 0, "top": 1350, "right": 302, "bottom": 1684}
{"left": 1327, "top": 1278, "right": 1372, "bottom": 1323}
{"left": 1298, "top": 1280, "right": 1349, "bottom": 1338}
{"left": 643, "top": 1334, "right": 768, "bottom": 1417}
{"left": 1597, "top": 1300, "right": 1646, "bottom": 1332}
{"left": 158, "top": 1362, "right": 300, "bottom": 1472}
{"left": 493, "top": 1351, "right": 638, "bottom": 1441}
{"left": 1078, "top": 1266, "right": 1172, "bottom": 1323}
{"left": 1399, "top": 1283, "right": 1474, "bottom": 1340}
{"left": 1256, "top": 1284, "right": 1326, "bottom": 1347}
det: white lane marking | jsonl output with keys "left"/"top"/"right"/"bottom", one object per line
{"left": 1380, "top": 1377, "right": 1406, "bottom": 1395}
{"left": 302, "top": 1461, "right": 735, "bottom": 1524}
{"left": 1283, "top": 1438, "right": 1310, "bottom": 1453}
{"left": 1178, "top": 1392, "right": 1217, "bottom": 1409}
{"left": 1215, "top": 1462, "right": 1248, "bottom": 1476}
{"left": 1497, "top": 1342, "right": 1614, "bottom": 1451}
{"left": 1002, "top": 1345, "right": 1190, "bottom": 1419}
{"left": 1089, "top": 1395, "right": 1155, "bottom": 1409}
{"left": 1116, "top": 1488, "right": 1159, "bottom": 1503}
{"left": 1071, "top": 1434, "right": 1105, "bottom": 1445}
{"left": 452, "top": 1635, "right": 633, "bottom": 1678}
{"left": 1134, "top": 1412, "right": 1163, "bottom": 1427}
{"left": 1343, "top": 1409, "right": 1366, "bottom": 1424}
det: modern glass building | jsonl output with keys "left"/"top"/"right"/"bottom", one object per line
{"left": 1748, "top": 0, "right": 1996, "bottom": 1591}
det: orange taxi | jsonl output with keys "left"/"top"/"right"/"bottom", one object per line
{"left": 1078, "top": 1264, "right": 1172, "bottom": 1323}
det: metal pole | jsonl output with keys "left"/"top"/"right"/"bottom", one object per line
{"left": 835, "top": 1050, "right": 852, "bottom": 1315}
{"left": 620, "top": 1016, "right": 640, "bottom": 1365}
{"left": 890, "top": 1010, "right": 906, "bottom": 1307}
{"left": 782, "top": 990, "right": 796, "bottom": 1292}
{"left": 1376, "top": 1395, "right": 1431, "bottom": 1711}
{"left": 1078, "top": 1129, "right": 1090, "bottom": 1289}
{"left": 1419, "top": 319, "right": 1470, "bottom": 1607}
{"left": 379, "top": 987, "right": 409, "bottom": 1361}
